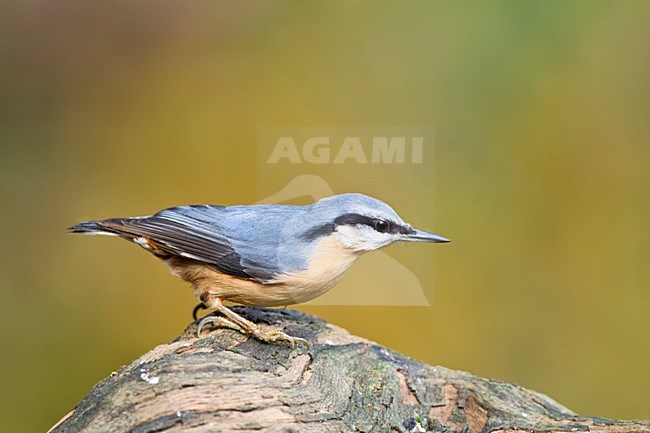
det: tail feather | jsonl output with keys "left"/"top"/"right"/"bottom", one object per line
{"left": 68, "top": 220, "right": 120, "bottom": 236}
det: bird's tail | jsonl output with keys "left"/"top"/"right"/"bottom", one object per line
{"left": 68, "top": 220, "right": 121, "bottom": 236}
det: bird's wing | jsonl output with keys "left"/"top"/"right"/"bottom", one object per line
{"left": 92, "top": 205, "right": 283, "bottom": 282}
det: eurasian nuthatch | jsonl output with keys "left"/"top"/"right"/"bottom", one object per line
{"left": 69, "top": 193, "right": 449, "bottom": 346}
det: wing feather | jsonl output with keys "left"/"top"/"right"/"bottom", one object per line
{"left": 94, "top": 206, "right": 280, "bottom": 281}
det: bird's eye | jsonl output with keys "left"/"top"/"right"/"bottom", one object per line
{"left": 374, "top": 220, "right": 390, "bottom": 233}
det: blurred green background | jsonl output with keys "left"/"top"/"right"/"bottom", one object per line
{"left": 1, "top": 2, "right": 649, "bottom": 432}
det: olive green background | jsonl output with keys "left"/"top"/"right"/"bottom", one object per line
{"left": 1, "top": 2, "right": 649, "bottom": 432}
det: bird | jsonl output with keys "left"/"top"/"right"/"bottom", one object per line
{"left": 69, "top": 193, "right": 449, "bottom": 346}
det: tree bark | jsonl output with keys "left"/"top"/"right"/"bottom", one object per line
{"left": 50, "top": 307, "right": 649, "bottom": 433}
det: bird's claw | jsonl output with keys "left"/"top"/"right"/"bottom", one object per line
{"left": 197, "top": 315, "right": 245, "bottom": 337}
{"left": 249, "top": 328, "right": 310, "bottom": 349}
{"left": 196, "top": 314, "right": 309, "bottom": 349}
{"left": 192, "top": 303, "right": 207, "bottom": 321}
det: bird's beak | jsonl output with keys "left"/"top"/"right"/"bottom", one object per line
{"left": 402, "top": 228, "right": 450, "bottom": 243}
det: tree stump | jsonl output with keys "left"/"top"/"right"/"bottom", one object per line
{"left": 50, "top": 307, "right": 649, "bottom": 433}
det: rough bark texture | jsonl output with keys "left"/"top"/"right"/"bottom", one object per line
{"left": 51, "top": 308, "right": 649, "bottom": 433}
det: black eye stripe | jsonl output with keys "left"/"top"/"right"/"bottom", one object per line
{"left": 334, "top": 213, "right": 415, "bottom": 235}
{"left": 333, "top": 213, "right": 375, "bottom": 227}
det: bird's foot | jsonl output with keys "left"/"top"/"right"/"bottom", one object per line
{"left": 246, "top": 325, "right": 309, "bottom": 349}
{"left": 197, "top": 315, "right": 246, "bottom": 336}
{"left": 197, "top": 311, "right": 309, "bottom": 349}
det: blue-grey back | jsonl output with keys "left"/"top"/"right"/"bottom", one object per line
{"left": 156, "top": 203, "right": 322, "bottom": 280}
